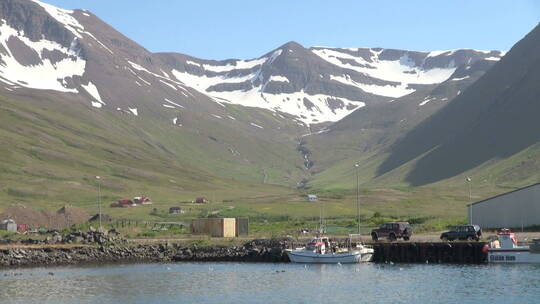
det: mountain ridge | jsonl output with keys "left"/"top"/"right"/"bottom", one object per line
{"left": 3, "top": 0, "right": 539, "bottom": 200}
{"left": 0, "top": 0, "right": 504, "bottom": 125}
{"left": 377, "top": 22, "right": 540, "bottom": 186}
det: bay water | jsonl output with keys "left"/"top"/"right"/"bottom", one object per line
{"left": 1, "top": 262, "right": 539, "bottom": 303}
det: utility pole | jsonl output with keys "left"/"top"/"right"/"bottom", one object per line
{"left": 355, "top": 163, "right": 360, "bottom": 235}
{"left": 467, "top": 177, "right": 472, "bottom": 225}
{"left": 96, "top": 176, "right": 102, "bottom": 230}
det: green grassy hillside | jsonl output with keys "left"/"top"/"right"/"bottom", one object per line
{"left": 0, "top": 92, "right": 310, "bottom": 215}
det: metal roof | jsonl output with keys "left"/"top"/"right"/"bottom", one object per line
{"left": 467, "top": 182, "right": 540, "bottom": 207}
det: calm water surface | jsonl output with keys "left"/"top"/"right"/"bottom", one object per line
{"left": 1, "top": 262, "right": 539, "bottom": 303}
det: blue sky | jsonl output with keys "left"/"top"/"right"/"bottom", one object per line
{"left": 43, "top": 0, "right": 539, "bottom": 60}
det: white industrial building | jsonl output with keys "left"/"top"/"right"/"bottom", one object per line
{"left": 468, "top": 183, "right": 540, "bottom": 229}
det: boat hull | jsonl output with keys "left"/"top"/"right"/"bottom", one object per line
{"left": 286, "top": 250, "right": 373, "bottom": 264}
{"left": 488, "top": 248, "right": 540, "bottom": 263}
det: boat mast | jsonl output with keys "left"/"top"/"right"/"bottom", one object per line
{"left": 355, "top": 163, "right": 360, "bottom": 235}
{"left": 319, "top": 199, "right": 322, "bottom": 234}
{"left": 318, "top": 199, "right": 325, "bottom": 234}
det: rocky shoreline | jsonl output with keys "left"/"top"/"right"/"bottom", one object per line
{"left": 0, "top": 232, "right": 291, "bottom": 268}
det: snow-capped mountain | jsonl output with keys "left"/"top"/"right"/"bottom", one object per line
{"left": 310, "top": 47, "right": 503, "bottom": 98}
{"left": 0, "top": 0, "right": 214, "bottom": 122}
{"left": 0, "top": 0, "right": 86, "bottom": 93}
{"left": 0, "top": 0, "right": 504, "bottom": 126}
{"left": 378, "top": 22, "right": 540, "bottom": 186}
{"left": 160, "top": 43, "right": 504, "bottom": 123}
{"left": 5, "top": 0, "right": 540, "bottom": 194}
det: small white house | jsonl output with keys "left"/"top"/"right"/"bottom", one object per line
{"left": 0, "top": 219, "right": 17, "bottom": 233}
{"left": 307, "top": 194, "right": 318, "bottom": 202}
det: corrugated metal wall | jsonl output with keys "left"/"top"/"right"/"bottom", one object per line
{"left": 469, "top": 184, "right": 540, "bottom": 229}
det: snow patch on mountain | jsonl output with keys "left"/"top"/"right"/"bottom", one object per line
{"left": 128, "top": 108, "right": 138, "bottom": 116}
{"left": 83, "top": 32, "right": 113, "bottom": 54}
{"left": 127, "top": 60, "right": 152, "bottom": 74}
{"left": 268, "top": 75, "right": 290, "bottom": 83}
{"left": 81, "top": 82, "right": 105, "bottom": 105}
{"left": 202, "top": 57, "right": 267, "bottom": 73}
{"left": 450, "top": 76, "right": 470, "bottom": 81}
{"left": 31, "top": 0, "right": 85, "bottom": 38}
{"left": 427, "top": 50, "right": 457, "bottom": 57}
{"left": 136, "top": 76, "right": 151, "bottom": 86}
{"left": 0, "top": 20, "right": 85, "bottom": 92}
{"left": 312, "top": 48, "right": 457, "bottom": 86}
{"left": 250, "top": 122, "right": 264, "bottom": 129}
{"left": 186, "top": 60, "right": 201, "bottom": 67}
{"left": 127, "top": 60, "right": 197, "bottom": 97}
{"left": 329, "top": 74, "right": 413, "bottom": 98}
{"left": 173, "top": 70, "right": 256, "bottom": 90}
{"left": 172, "top": 64, "right": 365, "bottom": 123}
{"left": 159, "top": 79, "right": 177, "bottom": 90}
{"left": 170, "top": 47, "right": 367, "bottom": 123}
{"left": 419, "top": 96, "right": 435, "bottom": 106}
{"left": 164, "top": 98, "right": 184, "bottom": 108}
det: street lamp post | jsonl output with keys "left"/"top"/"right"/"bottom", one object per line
{"left": 467, "top": 177, "right": 472, "bottom": 225}
{"left": 355, "top": 163, "right": 360, "bottom": 235}
{"left": 96, "top": 176, "right": 102, "bottom": 230}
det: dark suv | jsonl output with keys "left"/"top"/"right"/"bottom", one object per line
{"left": 371, "top": 222, "right": 412, "bottom": 241}
{"left": 440, "top": 225, "right": 481, "bottom": 241}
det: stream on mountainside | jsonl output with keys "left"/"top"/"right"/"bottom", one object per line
{"left": 297, "top": 139, "right": 313, "bottom": 170}
{"left": 296, "top": 138, "right": 313, "bottom": 189}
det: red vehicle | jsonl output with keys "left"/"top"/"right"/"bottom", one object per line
{"left": 371, "top": 222, "right": 412, "bottom": 241}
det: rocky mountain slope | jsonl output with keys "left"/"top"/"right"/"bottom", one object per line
{"left": 5, "top": 0, "right": 537, "bottom": 204}
{"left": 305, "top": 23, "right": 540, "bottom": 190}
{"left": 0, "top": 0, "right": 502, "bottom": 126}
{"left": 377, "top": 22, "right": 540, "bottom": 186}
{"left": 161, "top": 42, "right": 502, "bottom": 124}
{"left": 303, "top": 50, "right": 503, "bottom": 188}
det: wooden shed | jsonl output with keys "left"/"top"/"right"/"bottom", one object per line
{"left": 191, "top": 218, "right": 236, "bottom": 237}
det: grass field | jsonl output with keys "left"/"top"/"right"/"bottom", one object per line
{"left": 5, "top": 182, "right": 506, "bottom": 238}
{"left": 0, "top": 93, "right": 537, "bottom": 238}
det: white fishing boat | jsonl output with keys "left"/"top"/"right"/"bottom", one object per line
{"left": 486, "top": 229, "right": 540, "bottom": 263}
{"left": 287, "top": 235, "right": 374, "bottom": 264}
{"left": 288, "top": 166, "right": 374, "bottom": 264}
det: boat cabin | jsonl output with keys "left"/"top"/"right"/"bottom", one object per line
{"left": 494, "top": 228, "right": 518, "bottom": 249}
{"left": 305, "top": 237, "right": 331, "bottom": 254}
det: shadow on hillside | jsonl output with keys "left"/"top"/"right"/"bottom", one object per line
{"left": 376, "top": 23, "right": 540, "bottom": 185}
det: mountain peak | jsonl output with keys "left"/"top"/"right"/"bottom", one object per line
{"left": 274, "top": 41, "right": 306, "bottom": 54}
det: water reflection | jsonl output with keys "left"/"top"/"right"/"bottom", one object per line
{"left": 1, "top": 263, "right": 540, "bottom": 304}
